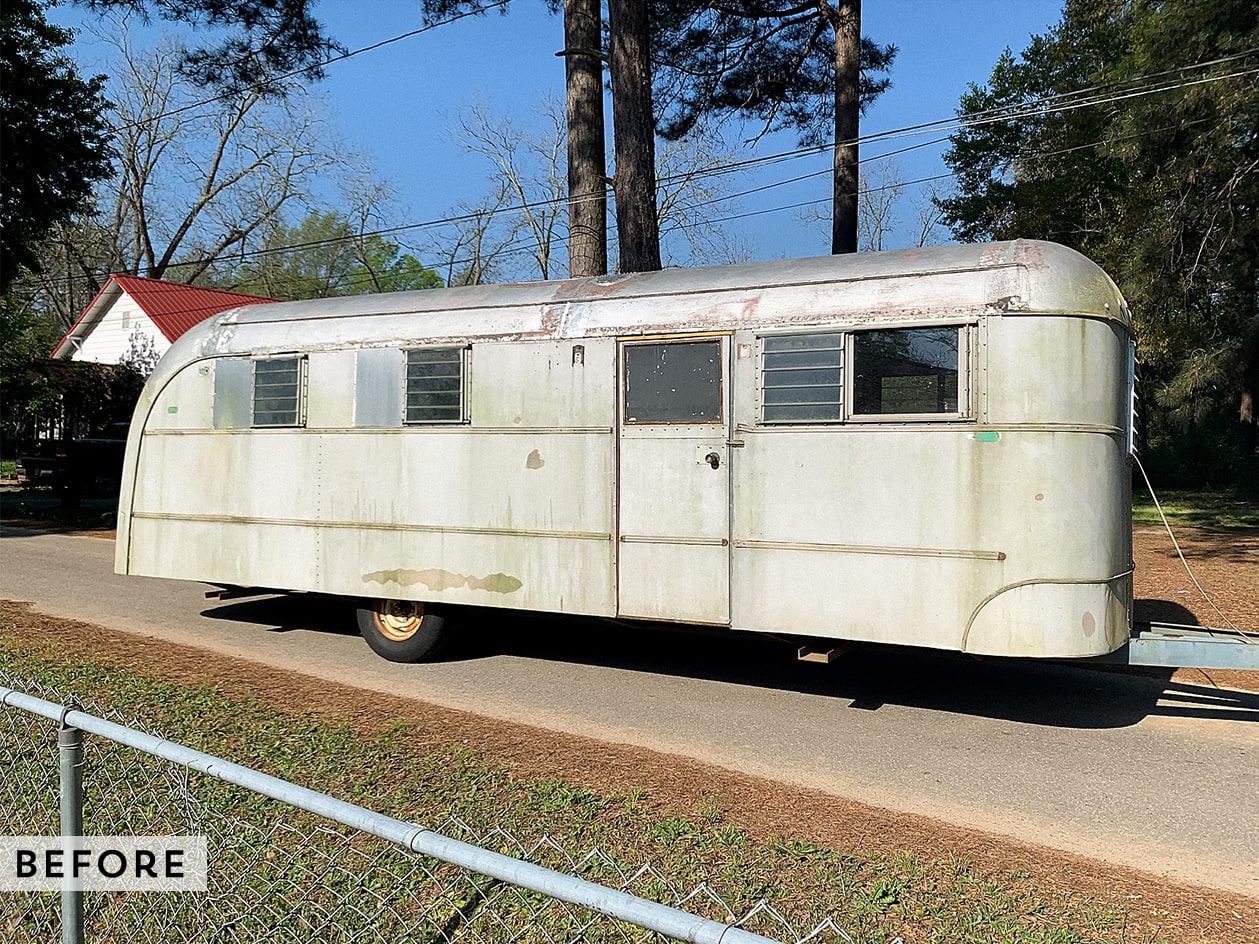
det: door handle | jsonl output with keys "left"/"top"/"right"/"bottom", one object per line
{"left": 704, "top": 451, "right": 721, "bottom": 469}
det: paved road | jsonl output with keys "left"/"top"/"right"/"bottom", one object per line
{"left": 2, "top": 526, "right": 1256, "bottom": 896}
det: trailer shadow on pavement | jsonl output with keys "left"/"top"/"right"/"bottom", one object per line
{"left": 203, "top": 593, "right": 362, "bottom": 638}
{"left": 201, "top": 595, "right": 1259, "bottom": 731}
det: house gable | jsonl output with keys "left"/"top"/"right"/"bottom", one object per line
{"left": 52, "top": 276, "right": 274, "bottom": 364}
{"left": 67, "top": 286, "right": 168, "bottom": 365}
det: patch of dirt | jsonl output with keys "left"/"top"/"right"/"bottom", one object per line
{"left": 1, "top": 598, "right": 1255, "bottom": 944}
{"left": 1133, "top": 526, "right": 1259, "bottom": 693}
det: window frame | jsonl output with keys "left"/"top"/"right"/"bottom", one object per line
{"left": 403, "top": 345, "right": 469, "bottom": 426}
{"left": 621, "top": 337, "right": 725, "bottom": 426}
{"left": 756, "top": 330, "right": 845, "bottom": 425}
{"left": 845, "top": 324, "right": 971, "bottom": 423}
{"left": 753, "top": 324, "right": 974, "bottom": 426}
{"left": 250, "top": 354, "right": 307, "bottom": 429}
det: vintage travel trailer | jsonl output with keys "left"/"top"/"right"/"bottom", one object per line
{"left": 116, "top": 240, "right": 1142, "bottom": 663}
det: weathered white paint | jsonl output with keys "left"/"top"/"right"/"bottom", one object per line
{"left": 116, "top": 240, "right": 1135, "bottom": 659}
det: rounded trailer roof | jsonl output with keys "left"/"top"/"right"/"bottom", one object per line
{"left": 169, "top": 239, "right": 1129, "bottom": 366}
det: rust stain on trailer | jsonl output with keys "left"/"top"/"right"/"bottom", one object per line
{"left": 362, "top": 568, "right": 523, "bottom": 594}
{"left": 540, "top": 304, "right": 564, "bottom": 334}
{"left": 525, "top": 448, "right": 545, "bottom": 469}
{"left": 1081, "top": 611, "right": 1097, "bottom": 637}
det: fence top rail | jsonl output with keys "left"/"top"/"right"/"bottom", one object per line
{"left": 2, "top": 683, "right": 804, "bottom": 944}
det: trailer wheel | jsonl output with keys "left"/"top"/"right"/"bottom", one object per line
{"left": 357, "top": 599, "right": 446, "bottom": 663}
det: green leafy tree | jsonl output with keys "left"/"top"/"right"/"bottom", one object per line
{"left": 228, "top": 211, "right": 442, "bottom": 300}
{"left": 939, "top": 0, "right": 1258, "bottom": 483}
{"left": 0, "top": 0, "right": 113, "bottom": 290}
{"left": 0, "top": 298, "right": 63, "bottom": 453}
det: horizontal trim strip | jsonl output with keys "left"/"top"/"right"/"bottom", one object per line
{"left": 143, "top": 426, "right": 614, "bottom": 436}
{"left": 146, "top": 423, "right": 1121, "bottom": 437}
{"left": 620, "top": 534, "right": 728, "bottom": 547}
{"left": 739, "top": 422, "right": 1123, "bottom": 435}
{"left": 733, "top": 539, "right": 1005, "bottom": 561}
{"left": 129, "top": 512, "right": 610, "bottom": 542}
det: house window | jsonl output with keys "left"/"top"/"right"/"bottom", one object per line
{"left": 405, "top": 347, "right": 466, "bottom": 424}
{"left": 760, "top": 332, "right": 843, "bottom": 423}
{"left": 251, "top": 356, "right": 306, "bottom": 427}
{"left": 623, "top": 340, "right": 722, "bottom": 424}
{"left": 851, "top": 327, "right": 964, "bottom": 417}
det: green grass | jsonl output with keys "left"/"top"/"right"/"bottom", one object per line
{"left": 0, "top": 632, "right": 1167, "bottom": 944}
{"left": 1131, "top": 489, "right": 1259, "bottom": 530}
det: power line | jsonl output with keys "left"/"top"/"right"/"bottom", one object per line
{"left": 108, "top": 0, "right": 513, "bottom": 134}
{"left": 24, "top": 50, "right": 1258, "bottom": 294}
{"left": 177, "top": 62, "right": 1259, "bottom": 264}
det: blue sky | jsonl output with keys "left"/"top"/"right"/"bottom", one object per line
{"left": 53, "top": 0, "right": 1067, "bottom": 270}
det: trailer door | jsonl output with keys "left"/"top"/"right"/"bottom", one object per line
{"left": 617, "top": 336, "right": 731, "bottom": 623}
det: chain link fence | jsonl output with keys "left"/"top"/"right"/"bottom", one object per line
{"left": 0, "top": 674, "right": 859, "bottom": 944}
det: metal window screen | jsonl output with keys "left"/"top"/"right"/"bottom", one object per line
{"left": 852, "top": 327, "right": 960, "bottom": 415}
{"left": 623, "top": 341, "right": 721, "bottom": 423}
{"left": 405, "top": 348, "right": 464, "bottom": 424}
{"left": 761, "top": 333, "right": 843, "bottom": 423}
{"left": 251, "top": 357, "right": 304, "bottom": 427}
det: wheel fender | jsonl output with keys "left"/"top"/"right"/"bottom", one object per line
{"left": 963, "top": 574, "right": 1132, "bottom": 658}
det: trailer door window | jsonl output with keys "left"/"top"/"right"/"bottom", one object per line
{"left": 851, "top": 327, "right": 963, "bottom": 417}
{"left": 760, "top": 333, "right": 843, "bottom": 423}
{"left": 251, "top": 356, "right": 306, "bottom": 427}
{"left": 623, "top": 340, "right": 721, "bottom": 423}
{"left": 405, "top": 347, "right": 466, "bottom": 424}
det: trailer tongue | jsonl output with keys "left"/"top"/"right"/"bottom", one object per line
{"left": 1094, "top": 622, "right": 1259, "bottom": 671}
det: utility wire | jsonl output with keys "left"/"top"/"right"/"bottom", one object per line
{"left": 107, "top": 0, "right": 513, "bottom": 133}
{"left": 159, "top": 60, "right": 1259, "bottom": 271}
{"left": 24, "top": 53, "right": 1257, "bottom": 293}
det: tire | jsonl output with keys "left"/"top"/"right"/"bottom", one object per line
{"left": 357, "top": 598, "right": 447, "bottom": 663}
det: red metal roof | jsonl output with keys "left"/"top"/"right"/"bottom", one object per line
{"left": 110, "top": 275, "right": 275, "bottom": 341}
{"left": 52, "top": 275, "right": 275, "bottom": 358}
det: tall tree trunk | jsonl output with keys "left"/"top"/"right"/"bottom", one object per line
{"left": 830, "top": 0, "right": 860, "bottom": 255}
{"left": 607, "top": 0, "right": 661, "bottom": 273}
{"left": 562, "top": 0, "right": 608, "bottom": 278}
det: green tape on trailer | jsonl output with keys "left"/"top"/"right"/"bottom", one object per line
{"left": 974, "top": 431, "right": 999, "bottom": 442}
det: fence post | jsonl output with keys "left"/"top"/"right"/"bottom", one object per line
{"left": 59, "top": 718, "right": 84, "bottom": 944}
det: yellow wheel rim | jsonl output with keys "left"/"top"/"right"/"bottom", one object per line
{"left": 372, "top": 600, "right": 423, "bottom": 642}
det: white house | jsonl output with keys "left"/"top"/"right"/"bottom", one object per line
{"left": 52, "top": 275, "right": 274, "bottom": 365}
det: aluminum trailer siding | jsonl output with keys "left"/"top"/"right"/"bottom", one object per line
{"left": 116, "top": 240, "right": 1135, "bottom": 660}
